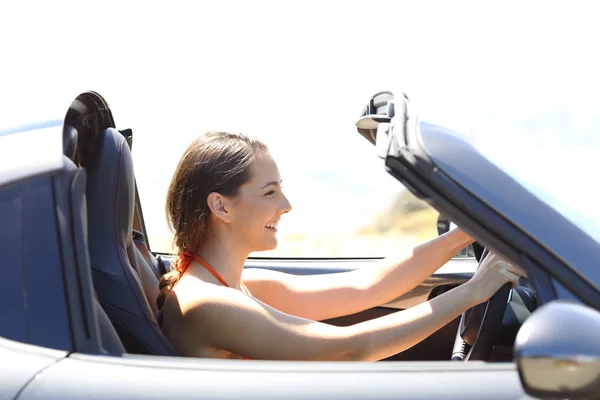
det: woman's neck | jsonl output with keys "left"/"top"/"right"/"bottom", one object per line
{"left": 192, "top": 237, "right": 249, "bottom": 290}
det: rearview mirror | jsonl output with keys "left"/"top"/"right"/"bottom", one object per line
{"left": 515, "top": 300, "right": 600, "bottom": 399}
{"left": 437, "top": 213, "right": 451, "bottom": 236}
{"left": 355, "top": 90, "right": 396, "bottom": 147}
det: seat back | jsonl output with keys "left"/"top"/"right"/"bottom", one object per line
{"left": 85, "top": 127, "right": 176, "bottom": 355}
{"left": 63, "top": 125, "right": 126, "bottom": 356}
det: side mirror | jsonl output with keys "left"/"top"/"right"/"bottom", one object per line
{"left": 515, "top": 300, "right": 600, "bottom": 399}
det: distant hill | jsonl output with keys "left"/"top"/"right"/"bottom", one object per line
{"left": 357, "top": 189, "right": 439, "bottom": 239}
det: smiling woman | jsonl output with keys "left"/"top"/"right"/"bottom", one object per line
{"left": 157, "top": 131, "right": 281, "bottom": 308}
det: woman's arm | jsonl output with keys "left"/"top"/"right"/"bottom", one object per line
{"left": 195, "top": 254, "right": 521, "bottom": 361}
{"left": 243, "top": 228, "right": 474, "bottom": 321}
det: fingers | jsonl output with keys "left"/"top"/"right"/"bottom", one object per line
{"left": 505, "top": 263, "right": 528, "bottom": 279}
{"left": 498, "top": 259, "right": 525, "bottom": 288}
{"left": 484, "top": 251, "right": 528, "bottom": 279}
{"left": 501, "top": 268, "right": 521, "bottom": 288}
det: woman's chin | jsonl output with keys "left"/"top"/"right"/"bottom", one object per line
{"left": 258, "top": 238, "right": 278, "bottom": 252}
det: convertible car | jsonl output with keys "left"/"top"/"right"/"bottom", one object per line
{"left": 1, "top": 91, "right": 599, "bottom": 399}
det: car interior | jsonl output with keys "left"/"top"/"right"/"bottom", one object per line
{"left": 2, "top": 90, "right": 535, "bottom": 364}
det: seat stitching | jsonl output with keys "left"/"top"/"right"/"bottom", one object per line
{"left": 92, "top": 266, "right": 127, "bottom": 280}
{"left": 99, "top": 298, "right": 152, "bottom": 319}
{"left": 110, "top": 320, "right": 153, "bottom": 354}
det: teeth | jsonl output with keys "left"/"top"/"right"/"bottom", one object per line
{"left": 265, "top": 222, "right": 278, "bottom": 229}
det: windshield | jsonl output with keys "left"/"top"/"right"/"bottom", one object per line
{"left": 427, "top": 97, "right": 600, "bottom": 245}
{"left": 440, "top": 75, "right": 600, "bottom": 244}
{"left": 2, "top": 2, "right": 599, "bottom": 256}
{"left": 477, "top": 145, "right": 600, "bottom": 245}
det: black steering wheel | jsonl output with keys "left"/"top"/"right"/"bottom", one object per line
{"left": 452, "top": 248, "right": 512, "bottom": 361}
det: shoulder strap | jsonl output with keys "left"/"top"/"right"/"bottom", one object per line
{"left": 192, "top": 254, "right": 231, "bottom": 288}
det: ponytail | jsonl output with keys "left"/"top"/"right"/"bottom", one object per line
{"left": 156, "top": 269, "right": 183, "bottom": 310}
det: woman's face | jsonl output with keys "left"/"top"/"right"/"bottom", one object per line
{"left": 227, "top": 153, "right": 292, "bottom": 252}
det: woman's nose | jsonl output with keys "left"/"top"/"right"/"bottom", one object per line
{"left": 280, "top": 193, "right": 292, "bottom": 214}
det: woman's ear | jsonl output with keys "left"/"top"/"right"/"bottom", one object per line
{"left": 206, "top": 192, "right": 232, "bottom": 223}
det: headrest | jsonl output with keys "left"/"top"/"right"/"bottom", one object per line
{"left": 63, "top": 123, "right": 78, "bottom": 161}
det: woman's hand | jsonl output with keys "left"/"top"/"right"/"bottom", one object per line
{"left": 465, "top": 252, "right": 527, "bottom": 304}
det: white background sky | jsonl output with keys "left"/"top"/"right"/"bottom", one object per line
{"left": 1, "top": 1, "right": 599, "bottom": 252}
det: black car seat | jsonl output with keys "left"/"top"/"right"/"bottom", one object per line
{"left": 62, "top": 124, "right": 127, "bottom": 356}
{"left": 85, "top": 127, "right": 176, "bottom": 355}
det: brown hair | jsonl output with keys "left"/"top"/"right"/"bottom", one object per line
{"left": 157, "top": 131, "right": 268, "bottom": 310}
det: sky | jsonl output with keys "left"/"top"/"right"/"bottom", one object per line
{"left": 1, "top": 1, "right": 599, "bottom": 252}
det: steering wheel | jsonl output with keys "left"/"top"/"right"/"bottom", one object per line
{"left": 451, "top": 248, "right": 512, "bottom": 361}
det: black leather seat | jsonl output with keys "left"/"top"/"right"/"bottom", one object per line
{"left": 85, "top": 127, "right": 176, "bottom": 356}
{"left": 63, "top": 123, "right": 126, "bottom": 356}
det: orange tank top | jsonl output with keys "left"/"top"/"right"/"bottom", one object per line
{"left": 175, "top": 251, "right": 251, "bottom": 359}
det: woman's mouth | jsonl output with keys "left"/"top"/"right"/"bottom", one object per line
{"left": 265, "top": 221, "right": 278, "bottom": 232}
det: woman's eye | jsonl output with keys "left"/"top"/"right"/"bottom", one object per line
{"left": 264, "top": 190, "right": 275, "bottom": 196}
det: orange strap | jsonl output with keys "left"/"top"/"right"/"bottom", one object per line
{"left": 193, "top": 253, "right": 231, "bottom": 287}
{"left": 175, "top": 251, "right": 250, "bottom": 294}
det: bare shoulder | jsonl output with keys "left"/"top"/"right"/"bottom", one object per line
{"left": 161, "top": 278, "right": 255, "bottom": 358}
{"left": 169, "top": 276, "right": 242, "bottom": 314}
{"left": 168, "top": 276, "right": 272, "bottom": 328}
{"left": 160, "top": 278, "right": 245, "bottom": 352}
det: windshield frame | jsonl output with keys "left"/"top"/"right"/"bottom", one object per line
{"left": 384, "top": 118, "right": 600, "bottom": 309}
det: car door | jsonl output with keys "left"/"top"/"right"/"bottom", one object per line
{"left": 17, "top": 352, "right": 529, "bottom": 400}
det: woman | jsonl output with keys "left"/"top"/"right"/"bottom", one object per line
{"left": 158, "top": 131, "right": 524, "bottom": 361}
